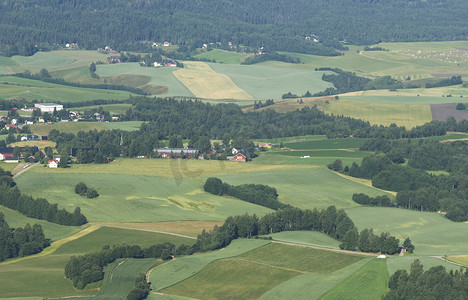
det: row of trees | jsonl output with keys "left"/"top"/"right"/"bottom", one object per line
{"left": 0, "top": 181, "right": 87, "bottom": 226}
{"left": 384, "top": 260, "right": 468, "bottom": 299}
{"left": 0, "top": 213, "right": 50, "bottom": 262}
{"left": 203, "top": 177, "right": 288, "bottom": 210}
{"left": 352, "top": 193, "right": 393, "bottom": 207}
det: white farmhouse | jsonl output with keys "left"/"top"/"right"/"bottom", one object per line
{"left": 35, "top": 103, "right": 64, "bottom": 113}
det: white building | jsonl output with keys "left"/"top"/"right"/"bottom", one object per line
{"left": 35, "top": 103, "right": 64, "bottom": 113}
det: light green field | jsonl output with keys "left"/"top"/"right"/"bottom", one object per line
{"left": 15, "top": 172, "right": 273, "bottom": 222}
{"left": 341, "top": 94, "right": 466, "bottom": 105}
{"left": 284, "top": 138, "right": 368, "bottom": 150}
{"left": 76, "top": 258, "right": 159, "bottom": 300}
{"left": 29, "top": 121, "right": 142, "bottom": 136}
{"left": 324, "top": 98, "right": 432, "bottom": 128}
{"left": 0, "top": 76, "right": 132, "bottom": 102}
{"left": 194, "top": 49, "right": 250, "bottom": 64}
{"left": 322, "top": 258, "right": 389, "bottom": 300}
{"left": 261, "top": 258, "right": 372, "bottom": 300}
{"left": 0, "top": 226, "right": 192, "bottom": 299}
{"left": 270, "top": 149, "right": 370, "bottom": 158}
{"left": 253, "top": 134, "right": 327, "bottom": 144}
{"left": 75, "top": 104, "right": 133, "bottom": 115}
{"left": 96, "top": 63, "right": 194, "bottom": 97}
{"left": 387, "top": 256, "right": 463, "bottom": 275}
{"left": 0, "top": 205, "right": 82, "bottom": 241}
{"left": 151, "top": 239, "right": 270, "bottom": 291}
{"left": 346, "top": 207, "right": 468, "bottom": 255}
{"left": 209, "top": 62, "right": 334, "bottom": 100}
{"left": 265, "top": 231, "right": 340, "bottom": 249}
{"left": 161, "top": 243, "right": 365, "bottom": 299}
{"left": 281, "top": 41, "right": 468, "bottom": 79}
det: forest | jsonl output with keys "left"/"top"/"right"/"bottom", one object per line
{"left": 0, "top": 0, "right": 467, "bottom": 56}
{"left": 332, "top": 135, "right": 468, "bottom": 221}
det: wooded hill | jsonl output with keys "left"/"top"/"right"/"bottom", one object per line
{"left": 1, "top": 0, "right": 467, "bottom": 56}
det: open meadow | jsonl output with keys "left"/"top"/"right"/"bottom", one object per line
{"left": 29, "top": 121, "right": 142, "bottom": 136}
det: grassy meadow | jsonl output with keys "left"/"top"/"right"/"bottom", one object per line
{"left": 265, "top": 231, "right": 340, "bottom": 249}
{"left": 29, "top": 121, "right": 142, "bottom": 136}
{"left": 193, "top": 49, "right": 251, "bottom": 64}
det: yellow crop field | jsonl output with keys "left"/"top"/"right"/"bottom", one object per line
{"left": 173, "top": 61, "right": 254, "bottom": 100}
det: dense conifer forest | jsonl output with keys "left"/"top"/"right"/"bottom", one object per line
{"left": 0, "top": 0, "right": 467, "bottom": 56}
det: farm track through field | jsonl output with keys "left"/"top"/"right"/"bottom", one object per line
{"left": 432, "top": 256, "right": 468, "bottom": 268}
{"left": 12, "top": 162, "right": 40, "bottom": 178}
{"left": 271, "top": 240, "right": 377, "bottom": 257}
{"left": 0, "top": 225, "right": 100, "bottom": 265}
{"left": 89, "top": 223, "right": 197, "bottom": 240}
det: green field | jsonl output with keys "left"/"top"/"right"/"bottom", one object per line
{"left": 284, "top": 138, "right": 368, "bottom": 150}
{"left": 160, "top": 242, "right": 365, "bottom": 299}
{"left": 29, "top": 121, "right": 142, "bottom": 136}
{"left": 387, "top": 256, "right": 463, "bottom": 275}
{"left": 74, "top": 103, "right": 133, "bottom": 115}
{"left": 271, "top": 149, "right": 369, "bottom": 158}
{"left": 15, "top": 172, "right": 273, "bottom": 222}
{"left": 261, "top": 258, "right": 372, "bottom": 300}
{"left": 265, "top": 231, "right": 340, "bottom": 249}
{"left": 0, "top": 76, "right": 132, "bottom": 102}
{"left": 324, "top": 98, "right": 433, "bottom": 128}
{"left": 151, "top": 239, "right": 270, "bottom": 291}
{"left": 0, "top": 205, "right": 82, "bottom": 241}
{"left": 75, "top": 258, "right": 159, "bottom": 300}
{"left": 346, "top": 207, "right": 468, "bottom": 256}
{"left": 193, "top": 49, "right": 250, "bottom": 64}
{"left": 322, "top": 258, "right": 389, "bottom": 300}
{"left": 0, "top": 226, "right": 193, "bottom": 299}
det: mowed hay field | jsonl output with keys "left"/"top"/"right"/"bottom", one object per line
{"left": 29, "top": 121, "right": 143, "bottom": 136}
{"left": 173, "top": 61, "right": 254, "bottom": 100}
{"left": 323, "top": 98, "right": 433, "bottom": 128}
{"left": 193, "top": 49, "right": 251, "bottom": 64}
{"left": 159, "top": 243, "right": 365, "bottom": 300}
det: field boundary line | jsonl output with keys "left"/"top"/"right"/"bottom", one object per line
{"left": 271, "top": 240, "right": 377, "bottom": 256}
{"left": 89, "top": 222, "right": 196, "bottom": 240}
{"left": 12, "top": 162, "right": 41, "bottom": 178}
{"left": 0, "top": 225, "right": 100, "bottom": 266}
{"left": 432, "top": 256, "right": 468, "bottom": 268}
{"left": 331, "top": 171, "right": 397, "bottom": 196}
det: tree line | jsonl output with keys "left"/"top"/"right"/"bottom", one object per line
{"left": 0, "top": 170, "right": 87, "bottom": 226}
{"left": 203, "top": 177, "right": 289, "bottom": 210}
{"left": 384, "top": 259, "right": 468, "bottom": 299}
{"left": 65, "top": 206, "right": 408, "bottom": 290}
{"left": 0, "top": 212, "right": 50, "bottom": 262}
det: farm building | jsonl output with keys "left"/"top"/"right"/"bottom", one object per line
{"left": 4, "top": 157, "right": 19, "bottom": 163}
{"left": 156, "top": 148, "right": 199, "bottom": 159}
{"left": 258, "top": 142, "right": 273, "bottom": 149}
{"left": 35, "top": 103, "right": 63, "bottom": 113}
{"left": 48, "top": 159, "right": 59, "bottom": 168}
{"left": 228, "top": 152, "right": 247, "bottom": 162}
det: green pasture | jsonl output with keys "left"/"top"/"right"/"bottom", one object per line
{"left": 284, "top": 138, "right": 368, "bottom": 150}
{"left": 346, "top": 207, "right": 468, "bottom": 255}
{"left": 15, "top": 172, "right": 273, "bottom": 222}
{"left": 215, "top": 167, "right": 392, "bottom": 210}
{"left": 265, "top": 231, "right": 340, "bottom": 249}
{"left": 270, "top": 149, "right": 369, "bottom": 158}
{"left": 0, "top": 161, "right": 18, "bottom": 172}
{"left": 239, "top": 243, "right": 364, "bottom": 273}
{"left": 254, "top": 151, "right": 367, "bottom": 168}
{"left": 96, "top": 63, "right": 194, "bottom": 97}
{"left": 75, "top": 103, "right": 133, "bottom": 115}
{"left": 77, "top": 258, "right": 159, "bottom": 300}
{"left": 387, "top": 256, "right": 463, "bottom": 275}
{"left": 281, "top": 41, "right": 468, "bottom": 79}
{"left": 161, "top": 243, "right": 364, "bottom": 299}
{"left": 29, "top": 121, "right": 142, "bottom": 135}
{"left": 162, "top": 258, "right": 299, "bottom": 300}
{"left": 0, "top": 226, "right": 192, "bottom": 299}
{"left": 209, "top": 62, "right": 334, "bottom": 100}
{"left": 322, "top": 258, "right": 389, "bottom": 300}
{"left": 324, "top": 98, "right": 432, "bottom": 128}
{"left": 0, "top": 205, "right": 82, "bottom": 241}
{"left": 55, "top": 226, "right": 193, "bottom": 255}
{"left": 103, "top": 121, "right": 143, "bottom": 131}
{"left": 151, "top": 239, "right": 270, "bottom": 290}
{"left": 0, "top": 76, "right": 132, "bottom": 102}
{"left": 341, "top": 95, "right": 466, "bottom": 105}
{"left": 261, "top": 258, "right": 372, "bottom": 300}
{"left": 193, "top": 49, "right": 250, "bottom": 64}
{"left": 253, "top": 134, "right": 327, "bottom": 144}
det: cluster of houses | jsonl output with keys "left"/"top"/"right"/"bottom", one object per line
{"left": 0, "top": 147, "right": 40, "bottom": 163}
{"left": 65, "top": 43, "right": 79, "bottom": 49}
{"left": 153, "top": 59, "right": 177, "bottom": 67}
{"left": 155, "top": 147, "right": 247, "bottom": 162}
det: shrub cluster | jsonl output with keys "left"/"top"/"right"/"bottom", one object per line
{"left": 352, "top": 193, "right": 393, "bottom": 207}
{"left": 127, "top": 273, "right": 151, "bottom": 300}
{"left": 74, "top": 182, "right": 99, "bottom": 199}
